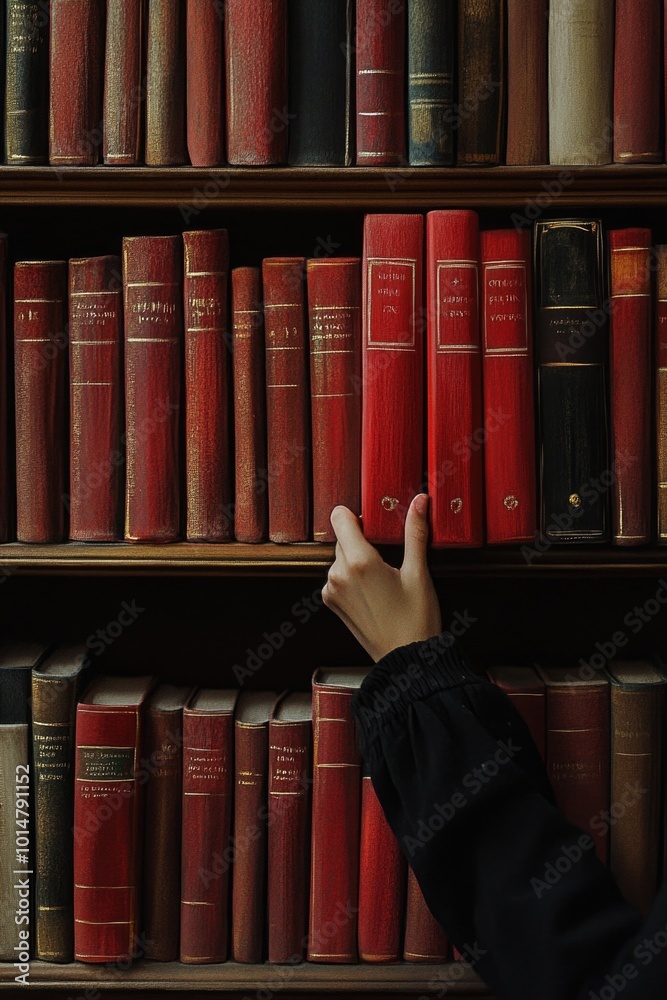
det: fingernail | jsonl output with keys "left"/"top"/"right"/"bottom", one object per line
{"left": 414, "top": 493, "right": 429, "bottom": 516}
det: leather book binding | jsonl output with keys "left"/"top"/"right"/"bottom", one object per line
{"left": 657, "top": 244, "right": 667, "bottom": 543}
{"left": 146, "top": 0, "right": 187, "bottom": 165}
{"left": 403, "top": 867, "right": 449, "bottom": 963}
{"left": 407, "top": 0, "right": 455, "bottom": 166}
{"left": 103, "top": 0, "right": 143, "bottom": 165}
{"left": 356, "top": 0, "right": 406, "bottom": 165}
{"left": 487, "top": 665, "right": 546, "bottom": 759}
{"left": 186, "top": 0, "right": 225, "bottom": 167}
{"left": 358, "top": 768, "right": 405, "bottom": 962}
{"left": 49, "top": 0, "right": 104, "bottom": 165}
{"left": 614, "top": 0, "right": 662, "bottom": 163}
{"left": 6, "top": 0, "right": 49, "bottom": 164}
{"left": 506, "top": 0, "right": 548, "bottom": 165}
{"left": 0, "top": 235, "right": 8, "bottom": 543}
{"left": 457, "top": 0, "right": 504, "bottom": 166}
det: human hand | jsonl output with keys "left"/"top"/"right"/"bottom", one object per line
{"left": 322, "top": 494, "right": 442, "bottom": 662}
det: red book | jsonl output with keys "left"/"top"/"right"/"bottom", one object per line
{"left": 308, "top": 667, "right": 368, "bottom": 963}
{"left": 73, "top": 675, "right": 154, "bottom": 963}
{"left": 183, "top": 229, "right": 232, "bottom": 542}
{"left": 0, "top": 236, "right": 9, "bottom": 543}
{"left": 427, "top": 210, "right": 483, "bottom": 548}
{"left": 14, "top": 260, "right": 67, "bottom": 543}
{"left": 657, "top": 245, "right": 667, "bottom": 543}
{"left": 187, "top": 0, "right": 225, "bottom": 166}
{"left": 506, "top": 0, "right": 548, "bottom": 165}
{"left": 609, "top": 229, "right": 652, "bottom": 546}
{"left": 123, "top": 236, "right": 183, "bottom": 542}
{"left": 358, "top": 769, "right": 405, "bottom": 962}
{"left": 403, "top": 868, "right": 449, "bottom": 963}
{"left": 362, "top": 214, "right": 424, "bottom": 544}
{"left": 307, "top": 258, "right": 362, "bottom": 542}
{"left": 614, "top": 0, "right": 662, "bottom": 163}
{"left": 49, "top": 0, "right": 104, "bottom": 166}
{"left": 267, "top": 692, "right": 312, "bottom": 964}
{"left": 68, "top": 256, "right": 122, "bottom": 541}
{"left": 356, "top": 0, "right": 406, "bottom": 165}
{"left": 146, "top": 0, "right": 187, "bottom": 165}
{"left": 487, "top": 666, "right": 545, "bottom": 760}
{"left": 225, "top": 0, "right": 287, "bottom": 165}
{"left": 180, "top": 689, "right": 238, "bottom": 964}
{"left": 262, "top": 258, "right": 310, "bottom": 542}
{"left": 232, "top": 267, "right": 268, "bottom": 543}
{"left": 103, "top": 0, "right": 143, "bottom": 165}
{"left": 480, "top": 229, "right": 535, "bottom": 544}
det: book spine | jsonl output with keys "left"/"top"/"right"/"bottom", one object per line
{"left": 146, "top": 0, "right": 186, "bottom": 165}
{"left": 183, "top": 229, "right": 232, "bottom": 542}
{"left": 480, "top": 229, "right": 536, "bottom": 544}
{"left": 358, "top": 772, "right": 405, "bottom": 962}
{"left": 403, "top": 867, "right": 449, "bottom": 962}
{"left": 307, "top": 258, "right": 362, "bottom": 542}
{"left": 68, "top": 255, "right": 122, "bottom": 541}
{"left": 426, "top": 210, "right": 483, "bottom": 547}
{"left": 232, "top": 267, "right": 268, "bottom": 543}
{"left": 14, "top": 260, "right": 67, "bottom": 543}
{"left": 488, "top": 673, "right": 546, "bottom": 760}
{"left": 609, "top": 229, "right": 652, "bottom": 546}
{"left": 308, "top": 682, "right": 360, "bottom": 962}
{"left": 6, "top": 0, "right": 49, "bottom": 164}
{"left": 123, "top": 236, "right": 182, "bottom": 542}
{"left": 186, "top": 0, "right": 225, "bottom": 167}
{"left": 356, "top": 0, "right": 406, "bottom": 165}
{"left": 103, "top": 0, "right": 143, "bottom": 165}
{"left": 614, "top": 0, "right": 662, "bottom": 163}
{"left": 656, "top": 245, "right": 667, "bottom": 543}
{"left": 0, "top": 235, "right": 8, "bottom": 543}
{"left": 49, "top": 0, "right": 103, "bottom": 166}
{"left": 0, "top": 724, "right": 29, "bottom": 960}
{"left": 262, "top": 258, "right": 310, "bottom": 542}
{"left": 457, "top": 0, "right": 504, "bottom": 166}
{"left": 505, "top": 0, "right": 548, "bottom": 164}
{"left": 407, "top": 0, "right": 455, "bottom": 166}
{"left": 180, "top": 708, "right": 234, "bottom": 964}
{"left": 225, "top": 0, "right": 287, "bottom": 165}
{"left": 362, "top": 214, "right": 424, "bottom": 544}
{"left": 548, "top": 0, "right": 613, "bottom": 165}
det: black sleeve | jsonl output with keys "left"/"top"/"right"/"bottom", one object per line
{"left": 352, "top": 633, "right": 667, "bottom": 1000}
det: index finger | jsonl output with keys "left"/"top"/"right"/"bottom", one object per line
{"left": 330, "top": 506, "right": 376, "bottom": 562}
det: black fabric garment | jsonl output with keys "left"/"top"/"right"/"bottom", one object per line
{"left": 351, "top": 633, "right": 667, "bottom": 1000}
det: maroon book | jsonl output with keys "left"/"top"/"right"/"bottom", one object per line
{"left": 404, "top": 868, "right": 449, "bottom": 963}
{"left": 356, "top": 0, "right": 406, "bottom": 165}
{"left": 146, "top": 0, "right": 187, "bottom": 165}
{"left": 103, "top": 0, "right": 143, "bottom": 165}
{"left": 187, "top": 0, "right": 225, "bottom": 166}
{"left": 49, "top": 0, "right": 104, "bottom": 166}
{"left": 506, "top": 0, "right": 548, "bottom": 164}
{"left": 0, "top": 236, "right": 9, "bottom": 542}
{"left": 487, "top": 665, "right": 545, "bottom": 760}
{"left": 614, "top": 0, "right": 662, "bottom": 163}
{"left": 358, "top": 770, "right": 405, "bottom": 962}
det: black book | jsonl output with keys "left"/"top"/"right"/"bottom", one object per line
{"left": 5, "top": 0, "right": 48, "bottom": 164}
{"left": 287, "top": 0, "right": 352, "bottom": 166}
{"left": 407, "top": 0, "right": 455, "bottom": 165}
{"left": 456, "top": 0, "right": 505, "bottom": 166}
{"left": 534, "top": 219, "right": 611, "bottom": 544}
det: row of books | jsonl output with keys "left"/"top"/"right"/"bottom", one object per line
{"left": 2, "top": 0, "right": 665, "bottom": 168}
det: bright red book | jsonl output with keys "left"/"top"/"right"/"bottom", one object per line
{"left": 123, "top": 236, "right": 183, "bottom": 542}
{"left": 73, "top": 675, "right": 154, "bottom": 962}
{"left": 609, "top": 229, "right": 652, "bottom": 546}
{"left": 614, "top": 0, "right": 662, "bottom": 163}
{"left": 267, "top": 692, "right": 312, "bottom": 964}
{"left": 307, "top": 258, "right": 362, "bottom": 542}
{"left": 487, "top": 665, "right": 545, "bottom": 760}
{"left": 356, "top": 0, "right": 406, "bottom": 165}
{"left": 403, "top": 868, "right": 449, "bottom": 963}
{"left": 427, "top": 210, "right": 483, "bottom": 548}
{"left": 262, "top": 257, "right": 310, "bottom": 542}
{"left": 657, "top": 245, "right": 667, "bottom": 543}
{"left": 68, "top": 256, "right": 122, "bottom": 541}
{"left": 180, "top": 689, "right": 238, "bottom": 964}
{"left": 187, "top": 0, "right": 225, "bottom": 166}
{"left": 183, "top": 229, "right": 232, "bottom": 542}
{"left": 480, "top": 229, "right": 535, "bottom": 544}
{"left": 0, "top": 236, "right": 9, "bottom": 543}
{"left": 146, "top": 0, "right": 187, "bottom": 165}
{"left": 225, "top": 0, "right": 287, "bottom": 165}
{"left": 362, "top": 214, "right": 424, "bottom": 544}
{"left": 49, "top": 0, "right": 104, "bottom": 166}
{"left": 232, "top": 267, "right": 268, "bottom": 543}
{"left": 14, "top": 260, "right": 67, "bottom": 543}
{"left": 103, "top": 0, "right": 143, "bottom": 165}
{"left": 358, "top": 770, "right": 405, "bottom": 962}
{"left": 308, "top": 668, "right": 368, "bottom": 963}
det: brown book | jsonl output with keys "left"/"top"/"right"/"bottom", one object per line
{"left": 506, "top": 0, "right": 548, "bottom": 164}
{"left": 49, "top": 0, "right": 104, "bottom": 166}
{"left": 457, "top": 0, "right": 505, "bottom": 166}
{"left": 403, "top": 867, "right": 449, "bottom": 963}
{"left": 0, "top": 235, "right": 9, "bottom": 543}
{"left": 487, "top": 666, "right": 546, "bottom": 760}
{"left": 656, "top": 245, "right": 667, "bottom": 542}
{"left": 103, "top": 0, "right": 143, "bottom": 165}
{"left": 146, "top": 0, "right": 187, "bottom": 165}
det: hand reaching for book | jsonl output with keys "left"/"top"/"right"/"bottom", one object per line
{"left": 322, "top": 494, "right": 442, "bottom": 662}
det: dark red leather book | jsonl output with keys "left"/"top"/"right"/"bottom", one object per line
{"left": 68, "top": 255, "right": 122, "bottom": 541}
{"left": 480, "top": 229, "right": 535, "bottom": 544}
{"left": 614, "top": 0, "right": 662, "bottom": 163}
{"left": 427, "top": 210, "right": 483, "bottom": 548}
{"left": 307, "top": 258, "right": 362, "bottom": 542}
{"left": 49, "top": 0, "right": 104, "bottom": 166}
{"left": 657, "top": 245, "right": 667, "bottom": 543}
{"left": 262, "top": 257, "right": 310, "bottom": 542}
{"left": 73, "top": 675, "right": 154, "bottom": 963}
{"left": 356, "top": 0, "right": 406, "bottom": 165}
{"left": 180, "top": 689, "right": 238, "bottom": 963}
{"left": 225, "top": 0, "right": 287, "bottom": 165}
{"left": 232, "top": 267, "right": 268, "bottom": 543}
{"left": 403, "top": 868, "right": 449, "bottom": 962}
{"left": 609, "top": 229, "right": 652, "bottom": 546}
{"left": 123, "top": 236, "right": 183, "bottom": 542}
{"left": 232, "top": 691, "right": 277, "bottom": 963}
{"left": 362, "top": 214, "right": 424, "bottom": 544}
{"left": 183, "top": 229, "right": 232, "bottom": 542}
{"left": 487, "top": 665, "right": 545, "bottom": 759}
{"left": 358, "top": 769, "right": 405, "bottom": 962}
{"left": 267, "top": 692, "right": 312, "bottom": 964}
{"left": 0, "top": 236, "right": 9, "bottom": 543}
{"left": 103, "top": 0, "right": 143, "bottom": 165}
{"left": 536, "top": 666, "right": 611, "bottom": 863}
{"left": 506, "top": 0, "right": 548, "bottom": 164}
{"left": 308, "top": 668, "right": 368, "bottom": 963}
{"left": 14, "top": 260, "right": 67, "bottom": 543}
{"left": 186, "top": 0, "right": 225, "bottom": 166}
{"left": 146, "top": 0, "right": 187, "bottom": 165}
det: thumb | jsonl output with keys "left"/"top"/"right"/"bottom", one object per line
{"left": 401, "top": 494, "right": 430, "bottom": 577}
